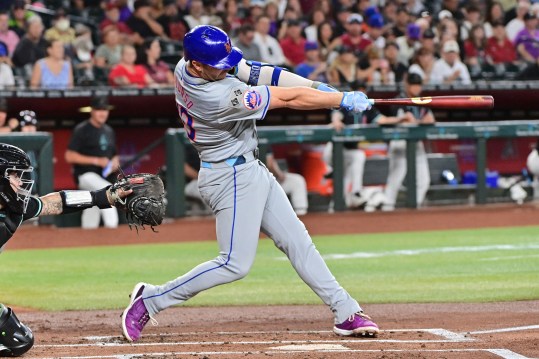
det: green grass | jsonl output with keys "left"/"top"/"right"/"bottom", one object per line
{"left": 1, "top": 226, "right": 538, "bottom": 311}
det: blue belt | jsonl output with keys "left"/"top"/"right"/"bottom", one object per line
{"left": 201, "top": 150, "right": 258, "bottom": 169}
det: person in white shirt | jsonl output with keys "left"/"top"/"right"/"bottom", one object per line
{"left": 506, "top": 0, "right": 530, "bottom": 42}
{"left": 253, "top": 15, "right": 286, "bottom": 66}
{"left": 430, "top": 40, "right": 471, "bottom": 85}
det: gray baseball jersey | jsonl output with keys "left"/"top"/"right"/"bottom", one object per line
{"left": 139, "top": 58, "right": 362, "bottom": 325}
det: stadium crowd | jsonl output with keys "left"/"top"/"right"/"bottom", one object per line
{"left": 0, "top": 0, "right": 536, "bottom": 90}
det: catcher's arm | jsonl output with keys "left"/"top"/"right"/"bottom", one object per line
{"left": 38, "top": 186, "right": 132, "bottom": 216}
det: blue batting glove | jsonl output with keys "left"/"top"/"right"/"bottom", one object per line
{"left": 340, "top": 91, "right": 372, "bottom": 112}
{"left": 316, "top": 83, "right": 339, "bottom": 93}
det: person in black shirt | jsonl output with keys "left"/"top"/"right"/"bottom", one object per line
{"left": 322, "top": 81, "right": 412, "bottom": 209}
{"left": 126, "top": 0, "right": 167, "bottom": 45}
{"left": 0, "top": 143, "right": 131, "bottom": 357}
{"left": 11, "top": 15, "right": 47, "bottom": 70}
{"left": 65, "top": 96, "right": 120, "bottom": 229}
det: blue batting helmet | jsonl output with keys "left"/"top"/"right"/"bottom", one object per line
{"left": 183, "top": 25, "right": 243, "bottom": 70}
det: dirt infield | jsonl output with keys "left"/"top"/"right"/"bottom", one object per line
{"left": 9, "top": 203, "right": 539, "bottom": 358}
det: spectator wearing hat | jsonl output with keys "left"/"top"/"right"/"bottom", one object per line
{"left": 0, "top": 11, "right": 19, "bottom": 56}
{"left": 363, "top": 13, "right": 386, "bottom": 51}
{"left": 11, "top": 15, "right": 46, "bottom": 71}
{"left": 253, "top": 15, "right": 286, "bottom": 66}
{"left": 0, "top": 41, "right": 15, "bottom": 88}
{"left": 100, "top": 1, "right": 133, "bottom": 38}
{"left": 396, "top": 23, "right": 422, "bottom": 66}
{"left": 232, "top": 24, "right": 261, "bottom": 61}
{"left": 506, "top": 0, "right": 530, "bottom": 42}
{"left": 30, "top": 39, "right": 73, "bottom": 89}
{"left": 331, "top": 13, "right": 372, "bottom": 57}
{"left": 430, "top": 39, "right": 471, "bottom": 84}
{"left": 279, "top": 19, "right": 307, "bottom": 67}
{"left": 295, "top": 41, "right": 327, "bottom": 82}
{"left": 44, "top": 8, "right": 76, "bottom": 46}
{"left": 381, "top": 72, "right": 434, "bottom": 212}
{"left": 514, "top": 10, "right": 539, "bottom": 79}
{"left": 420, "top": 28, "right": 437, "bottom": 56}
{"left": 126, "top": 0, "right": 167, "bottom": 45}
{"left": 65, "top": 96, "right": 120, "bottom": 229}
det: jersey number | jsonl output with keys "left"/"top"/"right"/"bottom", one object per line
{"left": 177, "top": 104, "right": 195, "bottom": 141}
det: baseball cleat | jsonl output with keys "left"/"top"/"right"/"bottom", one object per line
{"left": 333, "top": 312, "right": 379, "bottom": 337}
{"left": 121, "top": 282, "right": 157, "bottom": 342}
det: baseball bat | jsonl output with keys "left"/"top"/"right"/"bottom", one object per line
{"left": 368, "top": 95, "right": 494, "bottom": 109}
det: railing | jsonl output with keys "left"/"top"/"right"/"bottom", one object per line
{"left": 165, "top": 120, "right": 539, "bottom": 216}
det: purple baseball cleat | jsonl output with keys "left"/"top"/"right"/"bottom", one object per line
{"left": 121, "top": 283, "right": 157, "bottom": 342}
{"left": 333, "top": 311, "right": 379, "bottom": 337}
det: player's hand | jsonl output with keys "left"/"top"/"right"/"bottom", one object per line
{"left": 106, "top": 186, "right": 133, "bottom": 205}
{"left": 340, "top": 91, "right": 372, "bottom": 112}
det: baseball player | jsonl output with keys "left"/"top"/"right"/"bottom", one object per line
{"left": 382, "top": 73, "right": 435, "bottom": 211}
{"left": 0, "top": 143, "right": 131, "bottom": 357}
{"left": 322, "top": 81, "right": 412, "bottom": 209}
{"left": 121, "top": 25, "right": 379, "bottom": 342}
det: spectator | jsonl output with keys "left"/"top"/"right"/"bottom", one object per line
{"left": 279, "top": 19, "right": 306, "bottom": 67}
{"left": 99, "top": 1, "right": 133, "bottom": 39}
{"left": 253, "top": 15, "right": 286, "bottom": 66}
{"left": 396, "top": 23, "right": 422, "bottom": 66}
{"left": 438, "top": 16, "right": 461, "bottom": 45}
{"left": 358, "top": 45, "right": 395, "bottom": 85}
{"left": 266, "top": 149, "right": 308, "bottom": 216}
{"left": 363, "top": 13, "right": 385, "bottom": 51}
{"left": 460, "top": 4, "right": 482, "bottom": 41}
{"left": 486, "top": 20, "right": 519, "bottom": 75}
{"left": 331, "top": 13, "right": 371, "bottom": 56}
{"left": 304, "top": 8, "right": 327, "bottom": 42}
{"left": 183, "top": 0, "right": 210, "bottom": 30}
{"left": 116, "top": 0, "right": 134, "bottom": 22}
{"left": 382, "top": 73, "right": 434, "bottom": 211}
{"left": 420, "top": 28, "right": 437, "bottom": 56}
{"left": 0, "top": 11, "right": 19, "bottom": 56}
{"left": 65, "top": 96, "right": 120, "bottom": 229}
{"left": 430, "top": 40, "right": 471, "bottom": 84}
{"left": 30, "top": 39, "right": 73, "bottom": 89}
{"left": 440, "top": 0, "right": 464, "bottom": 22}
{"left": 11, "top": 15, "right": 46, "bottom": 70}
{"left": 384, "top": 41, "right": 407, "bottom": 83}
{"left": 322, "top": 80, "right": 408, "bottom": 209}
{"left": 484, "top": 1, "right": 506, "bottom": 38}
{"left": 222, "top": 0, "right": 242, "bottom": 36}
{"left": 156, "top": 0, "right": 190, "bottom": 41}
{"left": 408, "top": 47, "right": 436, "bottom": 84}
{"left": 506, "top": 0, "right": 530, "bottom": 42}
{"left": 0, "top": 42, "right": 14, "bottom": 89}
{"left": 333, "top": 7, "right": 352, "bottom": 37}
{"left": 316, "top": 21, "right": 335, "bottom": 60}
{"left": 232, "top": 24, "right": 262, "bottom": 61}
{"left": 514, "top": 10, "right": 539, "bottom": 79}
{"left": 391, "top": 6, "right": 410, "bottom": 38}
{"left": 276, "top": 6, "right": 301, "bottom": 40}
{"left": 148, "top": 0, "right": 165, "bottom": 19}
{"left": 381, "top": 0, "right": 398, "bottom": 26}
{"left": 43, "top": 8, "right": 76, "bottom": 47}
{"left": 0, "top": 98, "right": 18, "bottom": 133}
{"left": 126, "top": 0, "right": 167, "bottom": 45}
{"left": 8, "top": 0, "right": 27, "bottom": 38}
{"left": 108, "top": 44, "right": 154, "bottom": 87}
{"left": 294, "top": 41, "right": 327, "bottom": 82}
{"left": 94, "top": 27, "right": 123, "bottom": 81}
{"left": 464, "top": 24, "right": 489, "bottom": 78}
{"left": 327, "top": 45, "right": 358, "bottom": 88}
{"left": 72, "top": 24, "right": 95, "bottom": 85}
{"left": 244, "top": 0, "right": 266, "bottom": 28}
{"left": 138, "top": 37, "right": 174, "bottom": 85}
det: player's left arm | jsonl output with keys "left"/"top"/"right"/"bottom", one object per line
{"left": 419, "top": 109, "right": 435, "bottom": 124}
{"left": 232, "top": 59, "right": 336, "bottom": 92}
{"left": 36, "top": 187, "right": 132, "bottom": 216}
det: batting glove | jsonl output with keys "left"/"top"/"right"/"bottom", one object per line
{"left": 340, "top": 91, "right": 372, "bottom": 112}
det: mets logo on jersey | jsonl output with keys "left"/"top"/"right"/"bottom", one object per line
{"left": 243, "top": 90, "right": 262, "bottom": 110}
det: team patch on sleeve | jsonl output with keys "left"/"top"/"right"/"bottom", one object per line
{"left": 243, "top": 90, "right": 262, "bottom": 110}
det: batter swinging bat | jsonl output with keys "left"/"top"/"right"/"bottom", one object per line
{"left": 368, "top": 95, "right": 494, "bottom": 109}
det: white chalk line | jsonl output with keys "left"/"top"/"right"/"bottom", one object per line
{"left": 33, "top": 348, "right": 531, "bottom": 359}
{"left": 481, "top": 254, "right": 539, "bottom": 261}
{"left": 292, "top": 243, "right": 539, "bottom": 260}
{"left": 81, "top": 328, "right": 470, "bottom": 342}
{"left": 467, "top": 324, "right": 539, "bottom": 335}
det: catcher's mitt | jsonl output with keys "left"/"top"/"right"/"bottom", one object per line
{"left": 110, "top": 173, "right": 165, "bottom": 232}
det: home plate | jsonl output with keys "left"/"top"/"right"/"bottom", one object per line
{"left": 270, "top": 344, "right": 349, "bottom": 351}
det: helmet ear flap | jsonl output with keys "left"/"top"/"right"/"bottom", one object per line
{"left": 0, "top": 305, "right": 34, "bottom": 357}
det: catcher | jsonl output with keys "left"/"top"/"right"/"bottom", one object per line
{"left": 0, "top": 143, "right": 164, "bottom": 357}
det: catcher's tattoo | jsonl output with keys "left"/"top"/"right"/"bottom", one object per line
{"left": 39, "top": 193, "right": 64, "bottom": 216}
